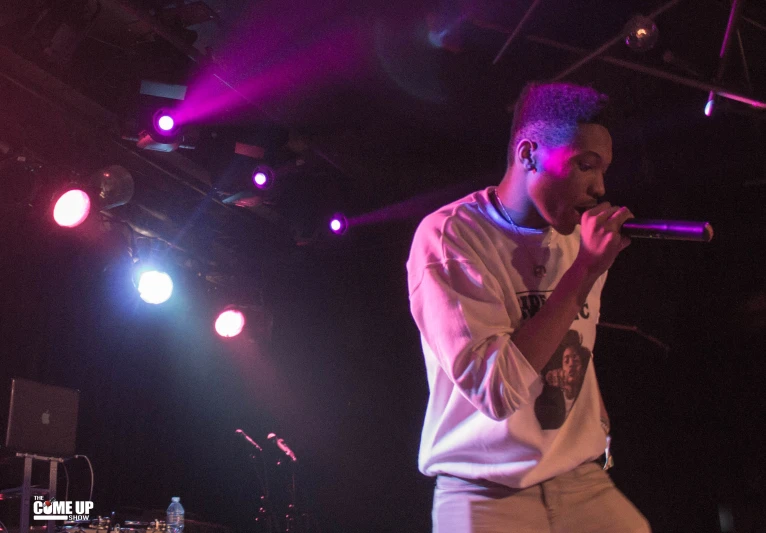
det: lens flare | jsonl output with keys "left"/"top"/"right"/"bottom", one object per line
{"left": 53, "top": 189, "right": 91, "bottom": 228}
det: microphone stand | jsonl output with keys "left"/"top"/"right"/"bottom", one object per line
{"left": 237, "top": 430, "right": 277, "bottom": 533}
{"left": 268, "top": 434, "right": 301, "bottom": 532}
{"left": 246, "top": 452, "right": 277, "bottom": 533}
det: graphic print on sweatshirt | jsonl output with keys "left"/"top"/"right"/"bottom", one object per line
{"left": 517, "top": 291, "right": 592, "bottom": 430}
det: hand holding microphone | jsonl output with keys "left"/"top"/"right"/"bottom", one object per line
{"left": 576, "top": 202, "right": 713, "bottom": 276}
{"left": 576, "top": 202, "right": 635, "bottom": 277}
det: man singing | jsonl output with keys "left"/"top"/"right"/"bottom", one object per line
{"left": 407, "top": 82, "right": 650, "bottom": 532}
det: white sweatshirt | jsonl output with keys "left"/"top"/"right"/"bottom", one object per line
{"left": 407, "top": 187, "right": 608, "bottom": 489}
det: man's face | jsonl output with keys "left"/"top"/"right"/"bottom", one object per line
{"left": 527, "top": 123, "right": 613, "bottom": 235}
{"left": 562, "top": 347, "right": 583, "bottom": 380}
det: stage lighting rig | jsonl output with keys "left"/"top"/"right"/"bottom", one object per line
{"left": 130, "top": 81, "right": 195, "bottom": 152}
{"left": 624, "top": 15, "right": 659, "bottom": 51}
{"left": 131, "top": 238, "right": 175, "bottom": 305}
{"left": 210, "top": 297, "right": 272, "bottom": 343}
{"left": 329, "top": 213, "right": 348, "bottom": 235}
{"left": 251, "top": 165, "right": 275, "bottom": 190}
{"left": 215, "top": 306, "right": 247, "bottom": 338}
{"left": 50, "top": 165, "right": 134, "bottom": 229}
{"left": 134, "top": 107, "right": 195, "bottom": 152}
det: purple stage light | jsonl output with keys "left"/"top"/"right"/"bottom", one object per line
{"left": 153, "top": 109, "right": 178, "bottom": 136}
{"left": 329, "top": 213, "right": 347, "bottom": 235}
{"left": 53, "top": 189, "right": 91, "bottom": 228}
{"left": 158, "top": 115, "right": 175, "bottom": 131}
{"left": 251, "top": 166, "right": 274, "bottom": 189}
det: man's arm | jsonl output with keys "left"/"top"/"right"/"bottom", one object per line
{"left": 512, "top": 203, "right": 633, "bottom": 372}
{"left": 511, "top": 261, "right": 599, "bottom": 372}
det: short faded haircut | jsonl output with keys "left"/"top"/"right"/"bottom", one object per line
{"left": 508, "top": 82, "right": 610, "bottom": 167}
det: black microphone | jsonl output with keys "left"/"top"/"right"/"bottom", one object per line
{"left": 235, "top": 429, "right": 263, "bottom": 451}
{"left": 267, "top": 433, "right": 297, "bottom": 462}
{"left": 621, "top": 219, "right": 714, "bottom": 242}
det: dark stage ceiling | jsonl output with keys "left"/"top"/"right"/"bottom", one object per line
{"left": 2, "top": 0, "right": 765, "bottom": 279}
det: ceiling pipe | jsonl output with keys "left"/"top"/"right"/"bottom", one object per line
{"left": 550, "top": 0, "right": 686, "bottom": 82}
{"left": 526, "top": 35, "right": 766, "bottom": 109}
{"left": 492, "top": 0, "right": 544, "bottom": 65}
{"left": 705, "top": 0, "right": 744, "bottom": 116}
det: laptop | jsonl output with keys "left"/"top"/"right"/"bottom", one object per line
{"left": 4, "top": 378, "right": 80, "bottom": 458}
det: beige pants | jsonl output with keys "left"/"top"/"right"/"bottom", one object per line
{"left": 433, "top": 462, "right": 651, "bottom": 533}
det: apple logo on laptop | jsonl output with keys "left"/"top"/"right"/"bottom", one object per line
{"left": 41, "top": 410, "right": 51, "bottom": 425}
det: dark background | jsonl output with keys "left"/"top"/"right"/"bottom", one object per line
{"left": 1, "top": 0, "right": 766, "bottom": 531}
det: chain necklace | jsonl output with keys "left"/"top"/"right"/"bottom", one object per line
{"left": 493, "top": 189, "right": 548, "bottom": 278}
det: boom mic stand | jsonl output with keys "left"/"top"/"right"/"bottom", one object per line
{"left": 236, "top": 430, "right": 277, "bottom": 533}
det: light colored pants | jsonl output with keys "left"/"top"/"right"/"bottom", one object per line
{"left": 433, "top": 462, "right": 651, "bottom": 533}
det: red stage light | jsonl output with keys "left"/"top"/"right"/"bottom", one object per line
{"left": 215, "top": 309, "right": 246, "bottom": 338}
{"left": 53, "top": 189, "right": 91, "bottom": 228}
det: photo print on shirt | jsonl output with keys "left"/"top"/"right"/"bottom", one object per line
{"left": 516, "top": 291, "right": 593, "bottom": 429}
{"left": 534, "top": 329, "right": 592, "bottom": 430}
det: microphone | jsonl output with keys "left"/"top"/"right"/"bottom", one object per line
{"left": 235, "top": 429, "right": 263, "bottom": 451}
{"left": 621, "top": 219, "right": 714, "bottom": 242}
{"left": 267, "top": 433, "right": 298, "bottom": 462}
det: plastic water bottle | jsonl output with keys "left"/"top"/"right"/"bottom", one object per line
{"left": 166, "top": 496, "right": 184, "bottom": 533}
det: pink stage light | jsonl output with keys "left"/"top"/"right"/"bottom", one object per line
{"left": 215, "top": 309, "right": 246, "bottom": 338}
{"left": 53, "top": 189, "right": 91, "bottom": 228}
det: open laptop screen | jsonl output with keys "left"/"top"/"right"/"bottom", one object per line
{"left": 4, "top": 378, "right": 79, "bottom": 458}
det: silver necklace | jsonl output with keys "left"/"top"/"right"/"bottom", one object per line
{"left": 494, "top": 190, "right": 548, "bottom": 278}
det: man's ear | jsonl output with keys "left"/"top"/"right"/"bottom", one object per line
{"left": 515, "top": 139, "right": 538, "bottom": 172}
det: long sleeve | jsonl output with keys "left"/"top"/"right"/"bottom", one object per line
{"left": 408, "top": 217, "right": 540, "bottom": 421}
{"left": 409, "top": 188, "right": 608, "bottom": 487}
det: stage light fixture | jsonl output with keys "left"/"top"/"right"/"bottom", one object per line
{"left": 251, "top": 166, "right": 274, "bottom": 190}
{"left": 153, "top": 109, "right": 180, "bottom": 137}
{"left": 624, "top": 15, "right": 659, "bottom": 51}
{"left": 50, "top": 165, "right": 134, "bottom": 228}
{"left": 135, "top": 108, "right": 188, "bottom": 152}
{"left": 137, "top": 269, "right": 174, "bottom": 305}
{"left": 53, "top": 189, "right": 91, "bottom": 228}
{"left": 132, "top": 238, "right": 174, "bottom": 304}
{"left": 215, "top": 308, "right": 247, "bottom": 338}
{"left": 329, "top": 213, "right": 348, "bottom": 235}
{"left": 157, "top": 114, "right": 175, "bottom": 132}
